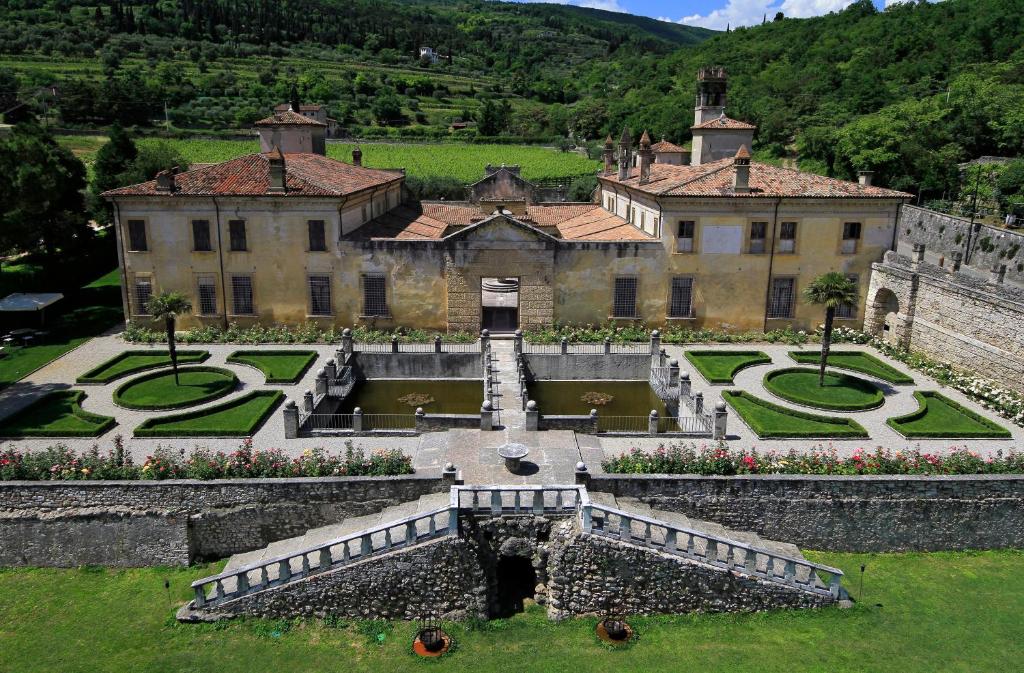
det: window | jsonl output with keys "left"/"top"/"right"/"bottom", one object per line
{"left": 197, "top": 275, "right": 217, "bottom": 315}
{"left": 842, "top": 222, "right": 862, "bottom": 254}
{"left": 749, "top": 221, "right": 767, "bottom": 254}
{"left": 229, "top": 220, "right": 247, "bottom": 251}
{"left": 308, "top": 274, "right": 332, "bottom": 315}
{"left": 628, "top": 207, "right": 635, "bottom": 223}
{"left": 192, "top": 220, "right": 212, "bottom": 252}
{"left": 361, "top": 274, "right": 389, "bottom": 316}
{"left": 308, "top": 220, "right": 327, "bottom": 251}
{"left": 779, "top": 221, "right": 797, "bottom": 253}
{"left": 836, "top": 274, "right": 859, "bottom": 319}
{"left": 133, "top": 277, "right": 153, "bottom": 315}
{"left": 677, "top": 221, "right": 695, "bottom": 253}
{"left": 361, "top": 205, "right": 368, "bottom": 223}
{"left": 231, "top": 275, "right": 254, "bottom": 315}
{"left": 640, "top": 211, "right": 646, "bottom": 230}
{"left": 767, "top": 277, "right": 795, "bottom": 319}
{"left": 612, "top": 276, "right": 638, "bottom": 318}
{"left": 127, "top": 220, "right": 147, "bottom": 252}
{"left": 668, "top": 277, "right": 694, "bottom": 318}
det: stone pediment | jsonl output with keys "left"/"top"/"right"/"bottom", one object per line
{"left": 443, "top": 213, "right": 559, "bottom": 245}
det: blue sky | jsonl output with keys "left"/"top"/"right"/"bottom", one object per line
{"left": 519, "top": 1, "right": 913, "bottom": 30}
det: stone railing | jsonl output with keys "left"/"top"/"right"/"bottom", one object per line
{"left": 581, "top": 502, "right": 844, "bottom": 599}
{"left": 679, "top": 372, "right": 726, "bottom": 439}
{"left": 452, "top": 484, "right": 588, "bottom": 517}
{"left": 516, "top": 332, "right": 656, "bottom": 356}
{"left": 338, "top": 330, "right": 483, "bottom": 355}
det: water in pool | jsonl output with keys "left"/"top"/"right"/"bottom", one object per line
{"left": 338, "top": 379, "right": 483, "bottom": 415}
{"left": 528, "top": 380, "right": 667, "bottom": 416}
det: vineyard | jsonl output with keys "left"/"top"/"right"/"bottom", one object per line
{"left": 59, "top": 136, "right": 600, "bottom": 184}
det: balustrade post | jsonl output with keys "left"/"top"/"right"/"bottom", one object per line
{"left": 589, "top": 408, "right": 598, "bottom": 433}
{"left": 279, "top": 559, "right": 291, "bottom": 582}
{"left": 406, "top": 521, "right": 416, "bottom": 545}
{"left": 193, "top": 585, "right": 207, "bottom": 607}
{"left": 318, "top": 548, "right": 332, "bottom": 571}
{"left": 533, "top": 490, "right": 544, "bottom": 514}
{"left": 283, "top": 400, "right": 299, "bottom": 439}
{"left": 525, "top": 400, "right": 539, "bottom": 431}
{"left": 514, "top": 329, "right": 523, "bottom": 355}
{"left": 580, "top": 504, "right": 593, "bottom": 533}
{"left": 391, "top": 336, "right": 399, "bottom": 353}
{"left": 706, "top": 539, "right": 718, "bottom": 564}
{"left": 352, "top": 407, "right": 363, "bottom": 432}
{"left": 618, "top": 515, "right": 632, "bottom": 541}
{"left": 744, "top": 550, "right": 755, "bottom": 575}
{"left": 480, "top": 400, "right": 494, "bottom": 431}
{"left": 560, "top": 337, "right": 568, "bottom": 355}
{"left": 490, "top": 490, "right": 501, "bottom": 516}
{"left": 236, "top": 572, "right": 249, "bottom": 594}
{"left": 784, "top": 560, "right": 796, "bottom": 583}
{"left": 713, "top": 401, "right": 728, "bottom": 439}
{"left": 648, "top": 409, "right": 659, "bottom": 435}
{"left": 680, "top": 372, "right": 691, "bottom": 400}
{"left": 324, "top": 358, "right": 337, "bottom": 380}
{"left": 415, "top": 407, "right": 427, "bottom": 432}
{"left": 693, "top": 391, "right": 704, "bottom": 416}
{"left": 302, "top": 390, "right": 314, "bottom": 415}
{"left": 341, "top": 328, "right": 353, "bottom": 356}
{"left": 448, "top": 506, "right": 459, "bottom": 535}
{"left": 360, "top": 533, "right": 371, "bottom": 557}
{"left": 480, "top": 329, "right": 490, "bottom": 353}
{"left": 604, "top": 337, "right": 611, "bottom": 354}
{"left": 664, "top": 529, "right": 677, "bottom": 552}
{"left": 829, "top": 573, "right": 843, "bottom": 598}
{"left": 314, "top": 368, "right": 327, "bottom": 397}
{"left": 649, "top": 329, "right": 661, "bottom": 367}
{"left": 669, "top": 359, "right": 679, "bottom": 387}
{"left": 434, "top": 334, "right": 442, "bottom": 353}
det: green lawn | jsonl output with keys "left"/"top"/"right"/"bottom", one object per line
{"left": 134, "top": 390, "right": 283, "bottom": 437}
{"left": 0, "top": 390, "right": 114, "bottom": 437}
{"left": 683, "top": 350, "right": 772, "bottom": 384}
{"left": 113, "top": 367, "right": 237, "bottom": 410}
{"left": 227, "top": 350, "right": 318, "bottom": 384}
{"left": 1, "top": 550, "right": 1022, "bottom": 672}
{"left": 763, "top": 368, "right": 885, "bottom": 411}
{"left": 0, "top": 268, "right": 123, "bottom": 390}
{"left": 77, "top": 350, "right": 210, "bottom": 384}
{"left": 888, "top": 391, "right": 1013, "bottom": 439}
{"left": 722, "top": 390, "right": 869, "bottom": 439}
{"left": 788, "top": 350, "right": 915, "bottom": 385}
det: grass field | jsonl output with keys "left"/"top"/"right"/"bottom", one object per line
{"left": 763, "top": 368, "right": 885, "bottom": 412}
{"left": 114, "top": 367, "right": 238, "bottom": 410}
{"left": 683, "top": 350, "right": 772, "bottom": 384}
{"left": 0, "top": 550, "right": 1022, "bottom": 672}
{"left": 0, "top": 390, "right": 114, "bottom": 437}
{"left": 788, "top": 351, "right": 915, "bottom": 385}
{"left": 134, "top": 389, "right": 283, "bottom": 437}
{"left": 227, "top": 350, "right": 318, "bottom": 384}
{"left": 0, "top": 268, "right": 123, "bottom": 391}
{"left": 887, "top": 391, "right": 1013, "bottom": 439}
{"left": 77, "top": 350, "right": 210, "bottom": 384}
{"left": 722, "top": 390, "right": 869, "bottom": 439}
{"left": 56, "top": 136, "right": 600, "bottom": 183}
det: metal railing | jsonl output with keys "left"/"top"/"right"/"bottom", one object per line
{"left": 303, "top": 413, "right": 416, "bottom": 432}
{"left": 353, "top": 340, "right": 481, "bottom": 354}
{"left": 596, "top": 415, "right": 650, "bottom": 433}
{"left": 650, "top": 366, "right": 673, "bottom": 399}
{"left": 581, "top": 503, "right": 844, "bottom": 599}
{"left": 304, "top": 413, "right": 354, "bottom": 431}
{"left": 520, "top": 341, "right": 654, "bottom": 355}
{"left": 326, "top": 366, "right": 355, "bottom": 398}
{"left": 658, "top": 415, "right": 712, "bottom": 434}
{"left": 362, "top": 414, "right": 416, "bottom": 430}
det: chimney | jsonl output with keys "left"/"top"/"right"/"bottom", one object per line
{"left": 617, "top": 127, "right": 632, "bottom": 181}
{"left": 733, "top": 145, "right": 751, "bottom": 193}
{"left": 352, "top": 145, "right": 362, "bottom": 167}
{"left": 602, "top": 134, "right": 615, "bottom": 176}
{"left": 267, "top": 146, "right": 286, "bottom": 194}
{"left": 858, "top": 170, "right": 874, "bottom": 187}
{"left": 638, "top": 130, "right": 654, "bottom": 185}
{"left": 154, "top": 168, "right": 177, "bottom": 193}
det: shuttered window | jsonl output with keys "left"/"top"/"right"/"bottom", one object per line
{"left": 192, "top": 220, "right": 212, "bottom": 252}
{"left": 127, "top": 220, "right": 147, "bottom": 251}
{"left": 229, "top": 220, "right": 247, "bottom": 251}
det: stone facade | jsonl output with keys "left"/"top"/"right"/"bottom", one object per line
{"left": 865, "top": 250, "right": 1024, "bottom": 393}
{"left": 589, "top": 474, "right": 1024, "bottom": 552}
{"left": 0, "top": 476, "right": 444, "bottom": 566}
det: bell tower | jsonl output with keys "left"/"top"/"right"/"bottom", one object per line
{"left": 694, "top": 66, "right": 728, "bottom": 126}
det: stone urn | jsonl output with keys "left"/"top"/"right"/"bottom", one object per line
{"left": 497, "top": 443, "right": 530, "bottom": 473}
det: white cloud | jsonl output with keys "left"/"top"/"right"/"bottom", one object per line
{"left": 666, "top": 0, "right": 856, "bottom": 30}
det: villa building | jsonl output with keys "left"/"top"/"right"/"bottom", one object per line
{"left": 105, "top": 69, "right": 909, "bottom": 334}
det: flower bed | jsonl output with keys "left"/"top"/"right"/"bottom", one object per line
{"left": 521, "top": 322, "right": 873, "bottom": 346}
{"left": 113, "top": 366, "right": 238, "bottom": 410}
{"left": 763, "top": 368, "right": 885, "bottom": 412}
{"left": 122, "top": 322, "right": 475, "bottom": 345}
{"left": 887, "top": 391, "right": 1013, "bottom": 439}
{"left": 0, "top": 438, "right": 414, "bottom": 480}
{"left": 601, "top": 443, "right": 1024, "bottom": 475}
{"left": 76, "top": 350, "right": 210, "bottom": 384}
{"left": 0, "top": 391, "right": 115, "bottom": 438}
{"left": 721, "top": 390, "right": 869, "bottom": 439}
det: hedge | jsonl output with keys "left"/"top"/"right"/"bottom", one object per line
{"left": 887, "top": 391, "right": 1013, "bottom": 439}
{"left": 722, "top": 390, "right": 870, "bottom": 439}
{"left": 763, "top": 367, "right": 885, "bottom": 412}
{"left": 112, "top": 366, "right": 238, "bottom": 411}
{"left": 133, "top": 390, "right": 284, "bottom": 438}
{"left": 76, "top": 350, "right": 210, "bottom": 384}
{"left": 0, "top": 391, "right": 116, "bottom": 438}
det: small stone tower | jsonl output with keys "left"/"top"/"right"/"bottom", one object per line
{"left": 637, "top": 130, "right": 654, "bottom": 185}
{"left": 617, "top": 127, "right": 632, "bottom": 181}
{"left": 694, "top": 66, "right": 728, "bottom": 126}
{"left": 255, "top": 109, "right": 327, "bottom": 156}
{"left": 602, "top": 134, "right": 615, "bottom": 176}
{"left": 690, "top": 67, "right": 755, "bottom": 166}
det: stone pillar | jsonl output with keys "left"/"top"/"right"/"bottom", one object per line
{"left": 480, "top": 400, "right": 494, "bottom": 431}
{"left": 302, "top": 390, "right": 314, "bottom": 415}
{"left": 713, "top": 401, "right": 728, "bottom": 440}
{"left": 434, "top": 335, "right": 442, "bottom": 353}
{"left": 525, "top": 400, "right": 539, "bottom": 432}
{"left": 669, "top": 359, "right": 679, "bottom": 387}
{"left": 391, "top": 336, "right": 399, "bottom": 353}
{"left": 693, "top": 391, "right": 704, "bottom": 416}
{"left": 314, "top": 369, "right": 327, "bottom": 397}
{"left": 480, "top": 329, "right": 490, "bottom": 352}
{"left": 590, "top": 408, "right": 598, "bottom": 433}
{"left": 442, "top": 462, "right": 458, "bottom": 485}
{"left": 648, "top": 409, "right": 659, "bottom": 435}
{"left": 650, "top": 330, "right": 661, "bottom": 368}
{"left": 514, "top": 329, "right": 523, "bottom": 355}
{"left": 604, "top": 337, "right": 612, "bottom": 354}
{"left": 342, "top": 328, "right": 353, "bottom": 356}
{"left": 911, "top": 243, "right": 925, "bottom": 267}
{"left": 324, "top": 358, "right": 336, "bottom": 380}
{"left": 575, "top": 461, "right": 590, "bottom": 486}
{"left": 560, "top": 337, "right": 568, "bottom": 355}
{"left": 990, "top": 264, "right": 1007, "bottom": 284}
{"left": 283, "top": 400, "right": 299, "bottom": 439}
{"left": 415, "top": 407, "right": 426, "bottom": 432}
{"left": 680, "top": 372, "right": 691, "bottom": 400}
{"left": 951, "top": 251, "right": 963, "bottom": 273}
{"left": 352, "top": 407, "right": 363, "bottom": 432}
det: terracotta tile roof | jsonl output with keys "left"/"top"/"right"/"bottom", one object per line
{"left": 273, "top": 104, "right": 324, "bottom": 112}
{"left": 600, "top": 159, "right": 912, "bottom": 200}
{"left": 692, "top": 115, "right": 756, "bottom": 130}
{"left": 103, "top": 153, "right": 401, "bottom": 198}
{"left": 523, "top": 204, "right": 603, "bottom": 226}
{"left": 552, "top": 205, "right": 653, "bottom": 241}
{"left": 349, "top": 202, "right": 482, "bottom": 239}
{"left": 255, "top": 109, "right": 326, "bottom": 127}
{"left": 651, "top": 140, "right": 688, "bottom": 153}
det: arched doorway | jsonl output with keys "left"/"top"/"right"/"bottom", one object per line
{"left": 494, "top": 555, "right": 537, "bottom": 617}
{"left": 868, "top": 288, "right": 900, "bottom": 341}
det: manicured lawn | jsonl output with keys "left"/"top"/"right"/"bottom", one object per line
{"left": 1, "top": 550, "right": 1022, "bottom": 672}
{"left": 683, "top": 350, "right": 772, "bottom": 384}
{"left": 0, "top": 268, "right": 123, "bottom": 390}
{"left": 0, "top": 390, "right": 114, "bottom": 437}
{"left": 77, "top": 350, "right": 210, "bottom": 384}
{"left": 227, "top": 350, "right": 318, "bottom": 384}
{"left": 722, "top": 390, "right": 869, "bottom": 438}
{"left": 114, "top": 367, "right": 237, "bottom": 410}
{"left": 788, "top": 350, "right": 914, "bottom": 385}
{"left": 888, "top": 391, "right": 1012, "bottom": 439}
{"left": 763, "top": 368, "right": 885, "bottom": 411}
{"left": 134, "top": 390, "right": 283, "bottom": 437}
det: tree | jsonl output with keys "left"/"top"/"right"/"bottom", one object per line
{"left": 90, "top": 124, "right": 138, "bottom": 223}
{"left": 371, "top": 89, "right": 404, "bottom": 125}
{"left": 803, "top": 273, "right": 858, "bottom": 387}
{"left": 146, "top": 292, "right": 193, "bottom": 385}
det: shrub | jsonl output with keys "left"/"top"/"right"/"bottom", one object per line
{"left": 122, "top": 322, "right": 476, "bottom": 345}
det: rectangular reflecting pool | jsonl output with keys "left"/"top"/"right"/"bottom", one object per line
{"left": 338, "top": 379, "right": 483, "bottom": 415}
{"left": 528, "top": 380, "right": 667, "bottom": 416}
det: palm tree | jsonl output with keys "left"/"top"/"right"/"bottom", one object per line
{"left": 803, "top": 272, "right": 858, "bottom": 387}
{"left": 146, "top": 291, "right": 193, "bottom": 385}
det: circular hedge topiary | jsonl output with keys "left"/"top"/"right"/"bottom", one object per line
{"left": 763, "top": 367, "right": 884, "bottom": 412}
{"left": 113, "top": 366, "right": 238, "bottom": 410}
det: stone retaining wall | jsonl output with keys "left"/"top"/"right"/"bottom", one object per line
{"left": 523, "top": 353, "right": 651, "bottom": 380}
{"left": 0, "top": 476, "right": 445, "bottom": 567}
{"left": 353, "top": 352, "right": 482, "bottom": 379}
{"left": 588, "top": 474, "right": 1024, "bottom": 551}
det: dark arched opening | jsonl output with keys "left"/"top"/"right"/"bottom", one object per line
{"left": 493, "top": 556, "right": 537, "bottom": 618}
